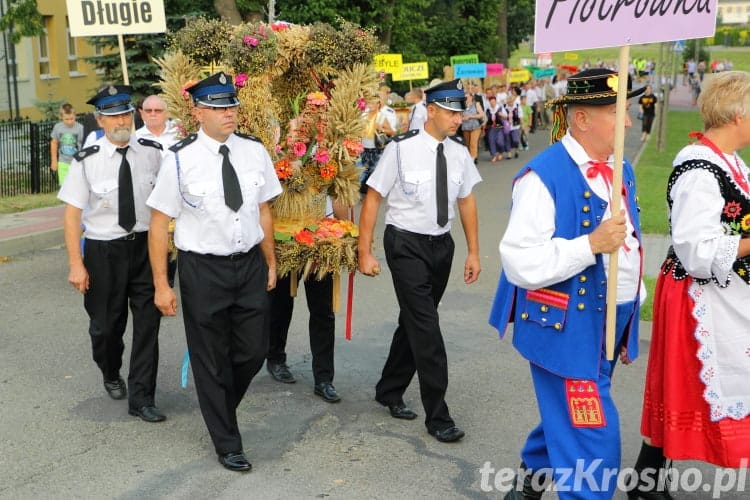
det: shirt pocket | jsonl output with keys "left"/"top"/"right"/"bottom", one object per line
{"left": 240, "top": 171, "right": 266, "bottom": 204}
{"left": 401, "top": 169, "right": 432, "bottom": 200}
{"left": 90, "top": 179, "right": 118, "bottom": 210}
{"left": 449, "top": 172, "right": 465, "bottom": 200}
{"left": 182, "top": 181, "right": 219, "bottom": 212}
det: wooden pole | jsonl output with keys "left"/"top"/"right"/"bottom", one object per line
{"left": 117, "top": 34, "right": 129, "bottom": 85}
{"left": 606, "top": 45, "right": 630, "bottom": 361}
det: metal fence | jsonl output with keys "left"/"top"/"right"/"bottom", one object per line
{"left": 0, "top": 119, "right": 58, "bottom": 196}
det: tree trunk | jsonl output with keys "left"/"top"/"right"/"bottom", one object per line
{"left": 214, "top": 0, "right": 243, "bottom": 25}
{"left": 496, "top": 0, "right": 508, "bottom": 66}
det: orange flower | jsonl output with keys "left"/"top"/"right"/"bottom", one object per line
{"left": 293, "top": 229, "right": 315, "bottom": 246}
{"left": 320, "top": 161, "right": 337, "bottom": 180}
{"left": 181, "top": 79, "right": 198, "bottom": 99}
{"left": 274, "top": 158, "right": 293, "bottom": 179}
{"left": 343, "top": 138, "right": 364, "bottom": 156}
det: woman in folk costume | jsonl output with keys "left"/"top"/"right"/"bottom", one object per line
{"left": 634, "top": 71, "right": 750, "bottom": 499}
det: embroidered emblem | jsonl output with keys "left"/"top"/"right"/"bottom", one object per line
{"left": 566, "top": 379, "right": 606, "bottom": 428}
{"left": 219, "top": 73, "right": 227, "bottom": 84}
{"left": 107, "top": 86, "right": 117, "bottom": 95}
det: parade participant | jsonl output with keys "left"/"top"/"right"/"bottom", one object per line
{"left": 634, "top": 71, "right": 750, "bottom": 498}
{"left": 136, "top": 95, "right": 179, "bottom": 152}
{"left": 489, "top": 68, "right": 645, "bottom": 498}
{"left": 358, "top": 79, "right": 482, "bottom": 443}
{"left": 405, "top": 88, "right": 427, "bottom": 131}
{"left": 58, "top": 85, "right": 165, "bottom": 423}
{"left": 266, "top": 199, "right": 349, "bottom": 403}
{"left": 147, "top": 72, "right": 282, "bottom": 472}
{"left": 637, "top": 85, "right": 657, "bottom": 143}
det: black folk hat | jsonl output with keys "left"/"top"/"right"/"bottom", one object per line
{"left": 425, "top": 79, "right": 467, "bottom": 111}
{"left": 86, "top": 85, "right": 135, "bottom": 115}
{"left": 548, "top": 68, "right": 645, "bottom": 143}
{"left": 185, "top": 72, "right": 240, "bottom": 108}
{"left": 554, "top": 68, "right": 645, "bottom": 107}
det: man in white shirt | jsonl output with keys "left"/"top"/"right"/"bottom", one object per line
{"left": 489, "top": 69, "right": 646, "bottom": 499}
{"left": 135, "top": 95, "right": 179, "bottom": 152}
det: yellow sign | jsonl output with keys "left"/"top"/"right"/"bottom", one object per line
{"left": 564, "top": 52, "right": 579, "bottom": 61}
{"left": 392, "top": 62, "right": 429, "bottom": 82}
{"left": 509, "top": 69, "right": 531, "bottom": 84}
{"left": 374, "top": 54, "right": 403, "bottom": 74}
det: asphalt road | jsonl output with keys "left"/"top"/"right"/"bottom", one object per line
{"left": 1, "top": 117, "right": 744, "bottom": 499}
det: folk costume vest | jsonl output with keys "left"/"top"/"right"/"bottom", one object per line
{"left": 489, "top": 141, "right": 642, "bottom": 380}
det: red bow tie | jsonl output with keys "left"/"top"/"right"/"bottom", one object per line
{"left": 586, "top": 161, "right": 613, "bottom": 188}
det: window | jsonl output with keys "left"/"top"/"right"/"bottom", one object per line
{"left": 38, "top": 16, "right": 53, "bottom": 78}
{"left": 66, "top": 17, "right": 80, "bottom": 75}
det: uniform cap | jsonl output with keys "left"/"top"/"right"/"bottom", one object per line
{"left": 425, "top": 79, "right": 467, "bottom": 111}
{"left": 185, "top": 72, "right": 240, "bottom": 108}
{"left": 86, "top": 85, "right": 135, "bottom": 115}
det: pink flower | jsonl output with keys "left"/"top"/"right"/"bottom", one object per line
{"left": 274, "top": 143, "right": 283, "bottom": 154}
{"left": 307, "top": 92, "right": 328, "bottom": 106}
{"left": 357, "top": 98, "right": 367, "bottom": 111}
{"left": 234, "top": 73, "right": 248, "bottom": 88}
{"left": 292, "top": 141, "right": 307, "bottom": 157}
{"left": 243, "top": 35, "right": 259, "bottom": 47}
{"left": 314, "top": 148, "right": 330, "bottom": 163}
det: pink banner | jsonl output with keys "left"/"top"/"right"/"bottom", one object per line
{"left": 534, "top": 0, "right": 718, "bottom": 53}
{"left": 486, "top": 63, "right": 504, "bottom": 76}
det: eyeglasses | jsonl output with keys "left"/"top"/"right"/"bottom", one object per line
{"left": 143, "top": 108, "right": 165, "bottom": 113}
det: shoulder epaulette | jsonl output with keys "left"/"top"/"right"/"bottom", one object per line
{"left": 234, "top": 132, "right": 262, "bottom": 143}
{"left": 169, "top": 133, "right": 198, "bottom": 153}
{"left": 391, "top": 129, "right": 419, "bottom": 143}
{"left": 449, "top": 135, "right": 465, "bottom": 145}
{"left": 73, "top": 145, "right": 100, "bottom": 162}
{"left": 137, "top": 137, "right": 163, "bottom": 150}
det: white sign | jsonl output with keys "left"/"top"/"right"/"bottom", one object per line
{"left": 66, "top": 0, "right": 166, "bottom": 36}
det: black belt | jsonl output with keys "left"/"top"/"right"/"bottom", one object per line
{"left": 112, "top": 231, "right": 147, "bottom": 241}
{"left": 180, "top": 247, "right": 256, "bottom": 261}
{"left": 387, "top": 225, "right": 450, "bottom": 241}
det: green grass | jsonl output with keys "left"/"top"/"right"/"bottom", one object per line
{"left": 640, "top": 276, "right": 656, "bottom": 321}
{"left": 0, "top": 193, "right": 61, "bottom": 214}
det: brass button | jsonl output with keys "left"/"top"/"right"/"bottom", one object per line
{"left": 521, "top": 312, "right": 529, "bottom": 320}
{"left": 578, "top": 288, "right": 586, "bottom": 296}
{"left": 577, "top": 303, "right": 585, "bottom": 311}
{"left": 540, "top": 305, "right": 549, "bottom": 312}
{"left": 584, "top": 191, "right": 592, "bottom": 199}
{"left": 579, "top": 275, "right": 587, "bottom": 283}
{"left": 554, "top": 323, "right": 562, "bottom": 330}
{"left": 582, "top": 220, "right": 591, "bottom": 227}
{"left": 582, "top": 205, "right": 590, "bottom": 213}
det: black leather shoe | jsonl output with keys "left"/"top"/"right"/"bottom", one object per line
{"left": 388, "top": 404, "right": 418, "bottom": 420}
{"left": 218, "top": 451, "right": 252, "bottom": 472}
{"left": 128, "top": 405, "right": 166, "bottom": 423}
{"left": 429, "top": 426, "right": 465, "bottom": 442}
{"left": 266, "top": 361, "right": 296, "bottom": 383}
{"left": 314, "top": 382, "right": 341, "bottom": 403}
{"left": 103, "top": 377, "right": 127, "bottom": 400}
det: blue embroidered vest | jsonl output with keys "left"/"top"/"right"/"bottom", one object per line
{"left": 488, "top": 142, "right": 642, "bottom": 380}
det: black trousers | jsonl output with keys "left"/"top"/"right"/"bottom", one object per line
{"left": 178, "top": 248, "right": 269, "bottom": 456}
{"left": 267, "top": 272, "right": 335, "bottom": 385}
{"left": 83, "top": 234, "right": 161, "bottom": 408}
{"left": 376, "top": 225, "right": 455, "bottom": 433}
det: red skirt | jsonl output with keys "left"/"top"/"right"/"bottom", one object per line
{"left": 641, "top": 273, "right": 750, "bottom": 467}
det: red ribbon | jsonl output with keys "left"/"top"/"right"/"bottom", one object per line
{"left": 689, "top": 131, "right": 750, "bottom": 194}
{"left": 586, "top": 160, "right": 630, "bottom": 252}
{"left": 346, "top": 205, "right": 356, "bottom": 341}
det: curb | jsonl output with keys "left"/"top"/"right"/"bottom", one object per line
{"left": 0, "top": 228, "right": 64, "bottom": 258}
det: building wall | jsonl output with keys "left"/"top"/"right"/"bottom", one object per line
{"left": 720, "top": 0, "right": 750, "bottom": 24}
{"left": 1, "top": 0, "right": 106, "bottom": 121}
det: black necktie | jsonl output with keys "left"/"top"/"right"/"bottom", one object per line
{"left": 219, "top": 145, "right": 243, "bottom": 211}
{"left": 436, "top": 143, "right": 448, "bottom": 227}
{"left": 116, "top": 146, "right": 135, "bottom": 232}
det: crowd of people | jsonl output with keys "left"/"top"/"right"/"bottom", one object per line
{"left": 51, "top": 63, "right": 750, "bottom": 495}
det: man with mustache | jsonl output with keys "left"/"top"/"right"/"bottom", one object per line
{"left": 147, "top": 72, "right": 282, "bottom": 472}
{"left": 58, "top": 85, "right": 166, "bottom": 423}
